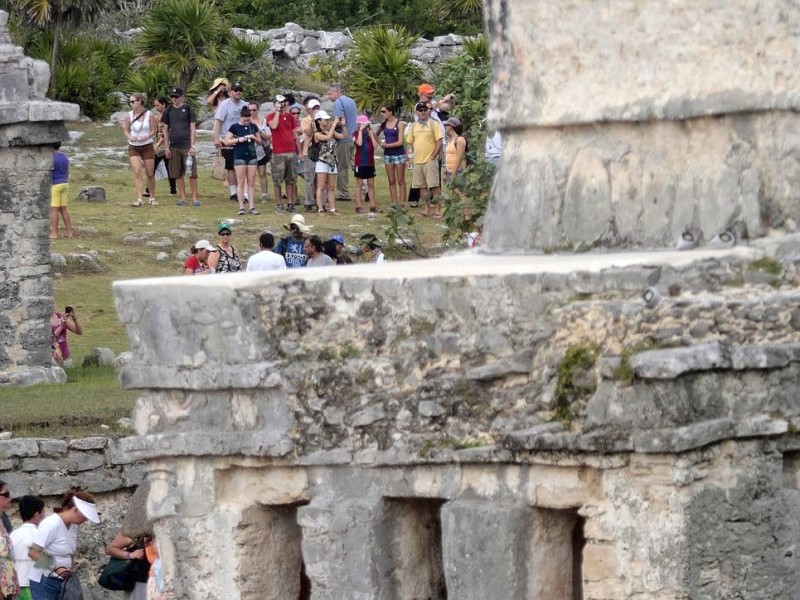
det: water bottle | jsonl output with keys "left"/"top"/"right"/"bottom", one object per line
{"left": 185, "top": 155, "right": 194, "bottom": 173}
{"left": 406, "top": 152, "right": 414, "bottom": 171}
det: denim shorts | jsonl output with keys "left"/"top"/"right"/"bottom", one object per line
{"left": 383, "top": 154, "right": 406, "bottom": 165}
{"left": 234, "top": 158, "right": 258, "bottom": 166}
{"left": 30, "top": 576, "right": 63, "bottom": 600}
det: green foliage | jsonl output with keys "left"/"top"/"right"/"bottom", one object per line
{"left": 611, "top": 339, "right": 659, "bottom": 385}
{"left": 216, "top": 36, "right": 291, "bottom": 103}
{"left": 348, "top": 26, "right": 422, "bottom": 111}
{"left": 135, "top": 0, "right": 230, "bottom": 89}
{"left": 553, "top": 344, "right": 599, "bottom": 426}
{"left": 308, "top": 53, "right": 354, "bottom": 86}
{"left": 747, "top": 257, "right": 782, "bottom": 276}
{"left": 384, "top": 204, "right": 430, "bottom": 259}
{"left": 441, "top": 157, "right": 495, "bottom": 245}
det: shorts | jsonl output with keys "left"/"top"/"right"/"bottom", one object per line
{"left": 51, "top": 183, "right": 69, "bottom": 208}
{"left": 168, "top": 147, "right": 197, "bottom": 179}
{"left": 383, "top": 154, "right": 406, "bottom": 165}
{"left": 234, "top": 158, "right": 258, "bottom": 166}
{"left": 411, "top": 160, "right": 441, "bottom": 190}
{"left": 354, "top": 166, "right": 376, "bottom": 179}
{"left": 315, "top": 161, "right": 337, "bottom": 175}
{"left": 444, "top": 169, "right": 464, "bottom": 185}
{"left": 221, "top": 147, "right": 235, "bottom": 170}
{"left": 257, "top": 154, "right": 269, "bottom": 167}
{"left": 271, "top": 153, "right": 297, "bottom": 185}
{"left": 128, "top": 144, "right": 155, "bottom": 160}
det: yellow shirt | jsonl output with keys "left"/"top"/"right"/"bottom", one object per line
{"left": 405, "top": 119, "right": 442, "bottom": 164}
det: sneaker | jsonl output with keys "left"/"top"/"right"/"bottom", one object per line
{"left": 192, "top": 201, "right": 201, "bottom": 207}
{"left": 244, "top": 195, "right": 250, "bottom": 203}
{"left": 287, "top": 203, "right": 295, "bottom": 213}
{"left": 238, "top": 208, "right": 245, "bottom": 215}
{"left": 275, "top": 204, "right": 284, "bottom": 213}
{"left": 248, "top": 207, "right": 259, "bottom": 215}
{"left": 230, "top": 193, "right": 238, "bottom": 201}
{"left": 175, "top": 200, "right": 187, "bottom": 206}
{"left": 305, "top": 205, "right": 314, "bottom": 212}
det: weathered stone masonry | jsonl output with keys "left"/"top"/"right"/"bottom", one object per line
{"left": 116, "top": 250, "right": 800, "bottom": 599}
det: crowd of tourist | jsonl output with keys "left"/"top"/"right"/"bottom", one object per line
{"left": 120, "top": 78, "right": 503, "bottom": 218}
{"left": 183, "top": 215, "right": 383, "bottom": 274}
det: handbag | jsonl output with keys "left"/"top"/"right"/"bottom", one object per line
{"left": 98, "top": 554, "right": 149, "bottom": 591}
{"left": 211, "top": 149, "right": 226, "bottom": 181}
{"left": 59, "top": 572, "right": 84, "bottom": 600}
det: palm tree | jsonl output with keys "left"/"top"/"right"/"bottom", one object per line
{"left": 437, "top": 0, "right": 483, "bottom": 19}
{"left": 135, "top": 0, "right": 230, "bottom": 90}
{"left": 15, "top": 0, "right": 116, "bottom": 94}
{"left": 347, "top": 26, "right": 422, "bottom": 112}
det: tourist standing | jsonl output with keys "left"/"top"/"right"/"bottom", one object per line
{"left": 248, "top": 102, "right": 272, "bottom": 202}
{"left": 49, "top": 142, "right": 73, "bottom": 239}
{"left": 378, "top": 105, "right": 406, "bottom": 206}
{"left": 163, "top": 87, "right": 199, "bottom": 207}
{"left": 213, "top": 82, "right": 247, "bottom": 201}
{"left": 224, "top": 106, "right": 262, "bottom": 215}
{"left": 405, "top": 102, "right": 444, "bottom": 218}
{"left": 206, "top": 77, "right": 229, "bottom": 109}
{"left": 267, "top": 94, "right": 301, "bottom": 213}
{"left": 28, "top": 489, "right": 101, "bottom": 600}
{"left": 150, "top": 96, "right": 176, "bottom": 197}
{"left": 326, "top": 84, "right": 357, "bottom": 202}
{"left": 124, "top": 92, "right": 157, "bottom": 207}
{"left": 11, "top": 496, "right": 46, "bottom": 600}
{"left": 50, "top": 305, "right": 82, "bottom": 366}
{"left": 311, "top": 111, "right": 345, "bottom": 214}
{"left": 353, "top": 115, "right": 379, "bottom": 213}
{"left": 300, "top": 98, "right": 321, "bottom": 211}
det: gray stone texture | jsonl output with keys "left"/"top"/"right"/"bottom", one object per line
{"left": 0, "top": 10, "right": 77, "bottom": 386}
{"left": 482, "top": 0, "right": 800, "bottom": 251}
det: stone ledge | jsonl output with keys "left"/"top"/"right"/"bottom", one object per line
{"left": 118, "top": 431, "right": 295, "bottom": 460}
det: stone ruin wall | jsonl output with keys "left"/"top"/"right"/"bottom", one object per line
{"left": 483, "top": 0, "right": 800, "bottom": 251}
{"left": 115, "top": 250, "right": 800, "bottom": 599}
{"left": 0, "top": 10, "right": 78, "bottom": 386}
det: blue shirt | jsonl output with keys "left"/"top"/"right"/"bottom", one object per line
{"left": 333, "top": 95, "right": 358, "bottom": 141}
{"left": 53, "top": 151, "right": 69, "bottom": 185}
{"left": 274, "top": 237, "right": 308, "bottom": 268}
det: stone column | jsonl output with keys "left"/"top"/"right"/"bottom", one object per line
{"left": 482, "top": 0, "right": 800, "bottom": 252}
{"left": 0, "top": 10, "right": 78, "bottom": 386}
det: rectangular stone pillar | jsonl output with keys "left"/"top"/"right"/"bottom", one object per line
{"left": 298, "top": 497, "right": 383, "bottom": 600}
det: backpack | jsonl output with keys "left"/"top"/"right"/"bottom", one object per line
{"left": 308, "top": 139, "right": 321, "bottom": 162}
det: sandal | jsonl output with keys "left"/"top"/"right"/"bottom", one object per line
{"left": 327, "top": 208, "right": 338, "bottom": 214}
{"left": 149, "top": 199, "right": 159, "bottom": 206}
{"left": 355, "top": 207, "right": 365, "bottom": 213}
{"left": 131, "top": 199, "right": 143, "bottom": 207}
{"left": 369, "top": 207, "right": 379, "bottom": 213}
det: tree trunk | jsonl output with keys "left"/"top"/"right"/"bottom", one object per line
{"left": 49, "top": 24, "right": 60, "bottom": 97}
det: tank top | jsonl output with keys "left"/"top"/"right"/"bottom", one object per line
{"left": 381, "top": 120, "right": 404, "bottom": 157}
{"left": 445, "top": 136, "right": 466, "bottom": 173}
{"left": 129, "top": 110, "right": 154, "bottom": 147}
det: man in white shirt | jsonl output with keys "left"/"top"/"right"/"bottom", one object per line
{"left": 246, "top": 232, "right": 288, "bottom": 272}
{"left": 10, "top": 495, "right": 45, "bottom": 600}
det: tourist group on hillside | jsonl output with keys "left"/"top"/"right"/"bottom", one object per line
{"left": 121, "top": 78, "right": 485, "bottom": 220}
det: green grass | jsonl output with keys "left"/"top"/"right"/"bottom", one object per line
{"left": 1, "top": 120, "right": 456, "bottom": 438}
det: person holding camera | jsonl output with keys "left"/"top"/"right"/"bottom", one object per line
{"left": 353, "top": 115, "right": 379, "bottom": 213}
{"left": 224, "top": 106, "right": 262, "bottom": 215}
{"left": 50, "top": 305, "right": 82, "bottom": 366}
{"left": 267, "top": 94, "right": 302, "bottom": 214}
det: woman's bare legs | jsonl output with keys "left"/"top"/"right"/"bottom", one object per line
{"left": 144, "top": 158, "right": 156, "bottom": 204}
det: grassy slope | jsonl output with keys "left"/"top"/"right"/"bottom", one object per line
{"left": 0, "top": 120, "right": 448, "bottom": 437}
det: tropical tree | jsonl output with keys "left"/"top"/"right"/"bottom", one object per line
{"left": 134, "top": 0, "right": 230, "bottom": 90}
{"left": 13, "top": 0, "right": 118, "bottom": 94}
{"left": 347, "top": 26, "right": 422, "bottom": 112}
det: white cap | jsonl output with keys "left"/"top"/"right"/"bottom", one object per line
{"left": 307, "top": 99, "right": 321, "bottom": 109}
{"left": 195, "top": 240, "right": 217, "bottom": 251}
{"left": 74, "top": 496, "right": 101, "bottom": 524}
{"left": 314, "top": 110, "right": 332, "bottom": 121}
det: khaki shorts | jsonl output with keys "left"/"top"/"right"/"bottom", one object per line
{"left": 271, "top": 153, "right": 297, "bottom": 185}
{"left": 128, "top": 144, "right": 155, "bottom": 160}
{"left": 168, "top": 147, "right": 197, "bottom": 179}
{"left": 411, "top": 160, "right": 440, "bottom": 190}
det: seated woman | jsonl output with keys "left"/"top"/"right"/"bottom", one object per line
{"left": 183, "top": 240, "right": 216, "bottom": 275}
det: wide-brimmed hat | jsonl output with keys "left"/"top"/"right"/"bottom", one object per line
{"left": 74, "top": 496, "right": 101, "bottom": 524}
{"left": 360, "top": 233, "right": 382, "bottom": 248}
{"left": 285, "top": 214, "right": 312, "bottom": 234}
{"left": 209, "top": 77, "right": 230, "bottom": 92}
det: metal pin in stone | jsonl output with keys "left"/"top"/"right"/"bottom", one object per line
{"left": 707, "top": 230, "right": 735, "bottom": 249}
{"left": 642, "top": 287, "right": 660, "bottom": 307}
{"left": 676, "top": 230, "right": 698, "bottom": 251}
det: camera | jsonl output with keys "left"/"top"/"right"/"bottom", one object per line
{"left": 65, "top": 305, "right": 73, "bottom": 314}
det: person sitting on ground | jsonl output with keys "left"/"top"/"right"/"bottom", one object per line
{"left": 304, "top": 235, "right": 335, "bottom": 267}
{"left": 274, "top": 214, "right": 311, "bottom": 268}
{"left": 50, "top": 143, "right": 73, "bottom": 240}
{"left": 51, "top": 305, "right": 82, "bottom": 366}
{"left": 11, "top": 496, "right": 46, "bottom": 600}
{"left": 322, "top": 233, "right": 354, "bottom": 265}
{"left": 359, "top": 233, "right": 386, "bottom": 264}
{"left": 246, "top": 232, "right": 287, "bottom": 272}
{"left": 183, "top": 240, "right": 216, "bottom": 275}
{"left": 207, "top": 223, "right": 241, "bottom": 273}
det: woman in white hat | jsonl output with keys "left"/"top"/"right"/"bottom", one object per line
{"left": 28, "top": 489, "right": 101, "bottom": 600}
{"left": 183, "top": 240, "right": 216, "bottom": 275}
{"left": 311, "top": 110, "right": 347, "bottom": 214}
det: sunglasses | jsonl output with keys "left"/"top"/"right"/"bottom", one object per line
{"left": 128, "top": 99, "right": 138, "bottom": 104}
{"left": 289, "top": 224, "right": 299, "bottom": 231}
{"left": 417, "top": 107, "right": 430, "bottom": 112}
{"left": 219, "top": 232, "right": 231, "bottom": 236}
{"left": 231, "top": 88, "right": 243, "bottom": 92}
{"left": 0, "top": 491, "right": 10, "bottom": 498}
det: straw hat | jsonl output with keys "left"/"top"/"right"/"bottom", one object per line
{"left": 209, "top": 77, "right": 230, "bottom": 92}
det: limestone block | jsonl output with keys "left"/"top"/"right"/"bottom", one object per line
{"left": 284, "top": 42, "right": 301, "bottom": 59}
{"left": 485, "top": 0, "right": 800, "bottom": 127}
{"left": 300, "top": 36, "right": 321, "bottom": 53}
{"left": 38, "top": 439, "right": 68, "bottom": 456}
{"left": 484, "top": 113, "right": 800, "bottom": 251}
{"left": 77, "top": 186, "right": 106, "bottom": 202}
{"left": 65, "top": 253, "right": 103, "bottom": 273}
{"left": 82, "top": 347, "right": 115, "bottom": 367}
{"left": 0, "top": 438, "right": 38, "bottom": 457}
{"left": 630, "top": 342, "right": 728, "bottom": 379}
{"left": 318, "top": 31, "right": 351, "bottom": 51}
{"left": 68, "top": 437, "right": 108, "bottom": 450}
